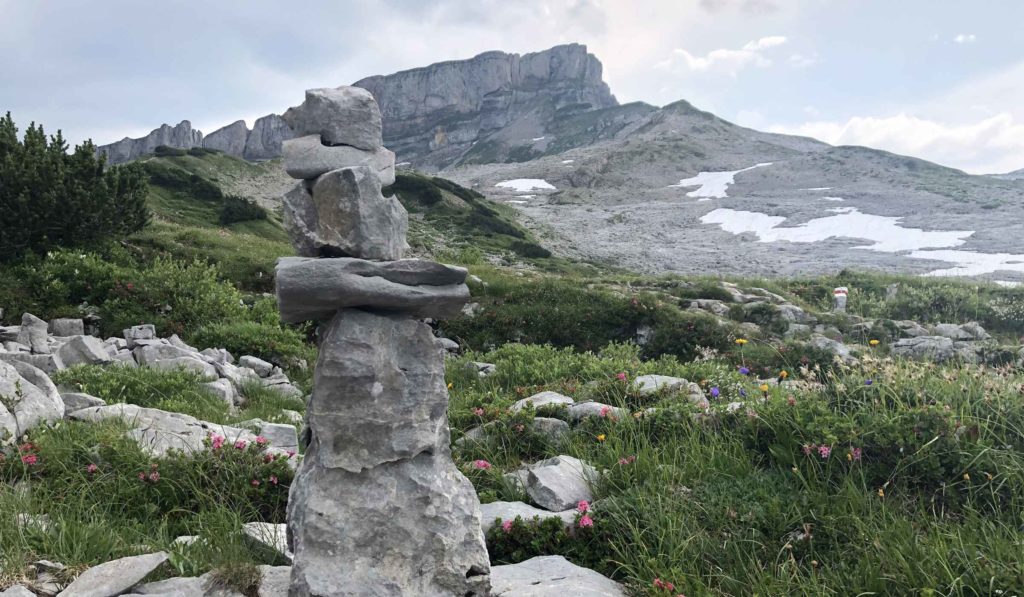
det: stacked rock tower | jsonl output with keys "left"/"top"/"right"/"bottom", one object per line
{"left": 275, "top": 87, "right": 491, "bottom": 596}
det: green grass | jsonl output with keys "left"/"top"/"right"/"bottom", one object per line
{"left": 448, "top": 343, "right": 1024, "bottom": 595}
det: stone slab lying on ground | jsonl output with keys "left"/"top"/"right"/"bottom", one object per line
{"left": 490, "top": 555, "right": 626, "bottom": 597}
{"left": 276, "top": 256, "right": 468, "bottom": 323}
{"left": 525, "top": 455, "right": 597, "bottom": 511}
{"left": 69, "top": 403, "right": 285, "bottom": 458}
{"left": 60, "top": 551, "right": 168, "bottom": 597}
{"left": 510, "top": 391, "right": 574, "bottom": 412}
{"left": 633, "top": 374, "right": 700, "bottom": 397}
{"left": 239, "top": 356, "right": 273, "bottom": 377}
{"left": 479, "top": 501, "right": 578, "bottom": 532}
{"left": 60, "top": 392, "right": 106, "bottom": 415}
{"left": 50, "top": 318, "right": 85, "bottom": 337}
{"left": 457, "top": 417, "right": 568, "bottom": 447}
{"left": 567, "top": 401, "right": 626, "bottom": 423}
{"left": 148, "top": 356, "right": 217, "bottom": 378}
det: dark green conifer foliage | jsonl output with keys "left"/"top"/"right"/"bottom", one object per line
{"left": 0, "top": 112, "right": 150, "bottom": 260}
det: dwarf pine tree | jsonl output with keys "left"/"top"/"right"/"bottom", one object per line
{"left": 0, "top": 112, "right": 150, "bottom": 260}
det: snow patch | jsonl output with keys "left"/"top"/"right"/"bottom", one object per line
{"left": 700, "top": 207, "right": 973, "bottom": 252}
{"left": 911, "top": 251, "right": 1024, "bottom": 277}
{"left": 821, "top": 196, "right": 845, "bottom": 202}
{"left": 561, "top": 159, "right": 574, "bottom": 164}
{"left": 670, "top": 163, "right": 772, "bottom": 199}
{"left": 801, "top": 187, "right": 833, "bottom": 191}
{"left": 495, "top": 179, "right": 556, "bottom": 192}
{"left": 532, "top": 136, "right": 546, "bottom": 142}
{"left": 506, "top": 200, "right": 528, "bottom": 205}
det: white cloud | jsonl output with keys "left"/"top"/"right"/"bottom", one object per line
{"left": 953, "top": 33, "right": 977, "bottom": 44}
{"left": 656, "top": 36, "right": 787, "bottom": 75}
{"left": 770, "top": 112, "right": 1024, "bottom": 174}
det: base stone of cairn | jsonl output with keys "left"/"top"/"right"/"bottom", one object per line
{"left": 277, "top": 87, "right": 489, "bottom": 596}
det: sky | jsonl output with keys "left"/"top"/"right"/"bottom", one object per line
{"left": 2, "top": 0, "right": 1022, "bottom": 174}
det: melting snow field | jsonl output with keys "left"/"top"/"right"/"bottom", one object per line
{"left": 911, "top": 251, "right": 1024, "bottom": 277}
{"left": 670, "top": 163, "right": 772, "bottom": 200}
{"left": 702, "top": 206, "right": 1024, "bottom": 277}
{"left": 561, "top": 159, "right": 574, "bottom": 164}
{"left": 822, "top": 197, "right": 845, "bottom": 202}
{"left": 802, "top": 187, "right": 833, "bottom": 191}
{"left": 701, "top": 207, "right": 973, "bottom": 252}
{"left": 495, "top": 179, "right": 556, "bottom": 192}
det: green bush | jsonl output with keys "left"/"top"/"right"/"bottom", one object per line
{"left": 510, "top": 241, "right": 552, "bottom": 259}
{"left": 0, "top": 113, "right": 150, "bottom": 261}
{"left": 218, "top": 195, "right": 267, "bottom": 225}
{"left": 189, "top": 320, "right": 314, "bottom": 370}
{"left": 153, "top": 145, "right": 187, "bottom": 157}
{"left": 386, "top": 173, "right": 443, "bottom": 208}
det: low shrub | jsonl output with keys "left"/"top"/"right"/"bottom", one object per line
{"left": 219, "top": 195, "right": 267, "bottom": 225}
{"left": 153, "top": 145, "right": 187, "bottom": 157}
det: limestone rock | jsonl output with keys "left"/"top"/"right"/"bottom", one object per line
{"left": 490, "top": 555, "right": 626, "bottom": 597}
{"left": 214, "top": 361, "right": 261, "bottom": 390}
{"left": 306, "top": 309, "right": 449, "bottom": 472}
{"left": 61, "top": 392, "right": 107, "bottom": 414}
{"left": 0, "top": 352, "right": 65, "bottom": 375}
{"left": 133, "top": 344, "right": 201, "bottom": 366}
{"left": 0, "top": 586, "right": 35, "bottom": 597}
{"left": 287, "top": 450, "right": 489, "bottom": 596}
{"left": 70, "top": 404, "right": 278, "bottom": 457}
{"left": 281, "top": 87, "right": 383, "bottom": 151}
{"left": 200, "top": 348, "right": 234, "bottom": 364}
{"left": 97, "top": 120, "right": 202, "bottom": 164}
{"left": 256, "top": 566, "right": 291, "bottom": 597}
{"left": 275, "top": 257, "right": 468, "bottom": 323}
{"left": 567, "top": 401, "right": 626, "bottom": 423}
{"left": 525, "top": 455, "right": 597, "bottom": 511}
{"left": 479, "top": 501, "right": 577, "bottom": 532}
{"left": 148, "top": 356, "right": 217, "bottom": 378}
{"left": 202, "top": 120, "right": 249, "bottom": 156}
{"left": 808, "top": 334, "right": 857, "bottom": 364}
{"left": 239, "top": 356, "right": 274, "bottom": 377}
{"left": 933, "top": 323, "right": 975, "bottom": 341}
{"left": 283, "top": 134, "right": 395, "bottom": 183}
{"left": 891, "top": 336, "right": 956, "bottom": 362}
{"left": 510, "top": 391, "right": 574, "bottom": 412}
{"left": 58, "top": 335, "right": 113, "bottom": 367}
{"left": 50, "top": 318, "right": 85, "bottom": 337}
{"left": 17, "top": 313, "right": 49, "bottom": 354}
{"left": 201, "top": 379, "right": 238, "bottom": 408}
{"left": 633, "top": 374, "right": 687, "bottom": 395}
{"left": 530, "top": 417, "right": 571, "bottom": 441}
{"left": 244, "top": 114, "right": 295, "bottom": 161}
{"left": 60, "top": 552, "right": 168, "bottom": 597}
{"left": 123, "top": 324, "right": 156, "bottom": 349}
{"left": 301, "top": 166, "right": 407, "bottom": 260}
{"left": 258, "top": 422, "right": 298, "bottom": 452}
{"left": 0, "top": 360, "right": 64, "bottom": 441}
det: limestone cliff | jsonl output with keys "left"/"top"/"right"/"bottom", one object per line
{"left": 354, "top": 43, "right": 617, "bottom": 170}
{"left": 98, "top": 120, "right": 203, "bottom": 164}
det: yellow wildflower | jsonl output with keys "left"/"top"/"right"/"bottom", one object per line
{"left": 779, "top": 370, "right": 789, "bottom": 379}
{"left": 447, "top": 382, "right": 453, "bottom": 389}
{"left": 735, "top": 338, "right": 748, "bottom": 345}
{"left": 596, "top": 434, "right": 606, "bottom": 442}
{"left": 877, "top": 488, "right": 885, "bottom": 498}
{"left": 869, "top": 339, "right": 880, "bottom": 346}
{"left": 963, "top": 472, "right": 970, "bottom": 481}
{"left": 759, "top": 384, "right": 770, "bottom": 393}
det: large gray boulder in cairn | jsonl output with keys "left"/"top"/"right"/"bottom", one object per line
{"left": 276, "top": 86, "right": 490, "bottom": 596}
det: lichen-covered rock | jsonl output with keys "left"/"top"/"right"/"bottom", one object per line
{"left": 275, "top": 257, "right": 468, "bottom": 323}
{"left": 59, "top": 551, "right": 168, "bottom": 597}
{"left": 281, "top": 87, "right": 383, "bottom": 151}
{"left": 287, "top": 449, "right": 489, "bottom": 596}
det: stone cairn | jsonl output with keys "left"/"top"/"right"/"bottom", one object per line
{"left": 275, "top": 88, "right": 490, "bottom": 596}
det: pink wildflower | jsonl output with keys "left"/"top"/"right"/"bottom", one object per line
{"left": 138, "top": 471, "right": 146, "bottom": 481}
{"left": 472, "top": 460, "right": 492, "bottom": 470}
{"left": 86, "top": 463, "right": 98, "bottom": 474}
{"left": 264, "top": 453, "right": 274, "bottom": 463}
{"left": 210, "top": 435, "right": 225, "bottom": 450}
{"left": 234, "top": 440, "right": 247, "bottom": 450}
{"left": 501, "top": 519, "right": 514, "bottom": 533}
{"left": 18, "top": 443, "right": 34, "bottom": 453}
{"left": 851, "top": 447, "right": 863, "bottom": 461}
{"left": 600, "top": 406, "right": 612, "bottom": 418}
{"left": 618, "top": 455, "right": 637, "bottom": 465}
{"left": 616, "top": 372, "right": 627, "bottom": 381}
{"left": 472, "top": 407, "right": 485, "bottom": 417}
{"left": 787, "top": 396, "right": 796, "bottom": 407}
{"left": 255, "top": 436, "right": 268, "bottom": 446}
{"left": 148, "top": 471, "right": 160, "bottom": 483}
{"left": 576, "top": 500, "right": 590, "bottom": 513}
{"left": 269, "top": 475, "right": 278, "bottom": 485}
{"left": 578, "top": 514, "right": 594, "bottom": 528}
{"left": 802, "top": 444, "right": 814, "bottom": 456}
{"left": 287, "top": 450, "right": 297, "bottom": 459}
{"left": 818, "top": 445, "right": 831, "bottom": 459}
{"left": 251, "top": 479, "right": 260, "bottom": 487}
{"left": 20, "top": 454, "right": 37, "bottom": 465}
{"left": 653, "top": 578, "right": 676, "bottom": 591}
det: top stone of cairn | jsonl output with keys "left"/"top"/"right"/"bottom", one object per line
{"left": 281, "top": 87, "right": 383, "bottom": 152}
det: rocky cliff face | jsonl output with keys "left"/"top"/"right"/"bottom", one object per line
{"left": 98, "top": 114, "right": 295, "bottom": 164}
{"left": 354, "top": 43, "right": 617, "bottom": 170}
{"left": 96, "top": 44, "right": 615, "bottom": 168}
{"left": 98, "top": 121, "right": 203, "bottom": 164}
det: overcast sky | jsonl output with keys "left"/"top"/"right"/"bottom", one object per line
{"left": 2, "top": 0, "right": 1022, "bottom": 174}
